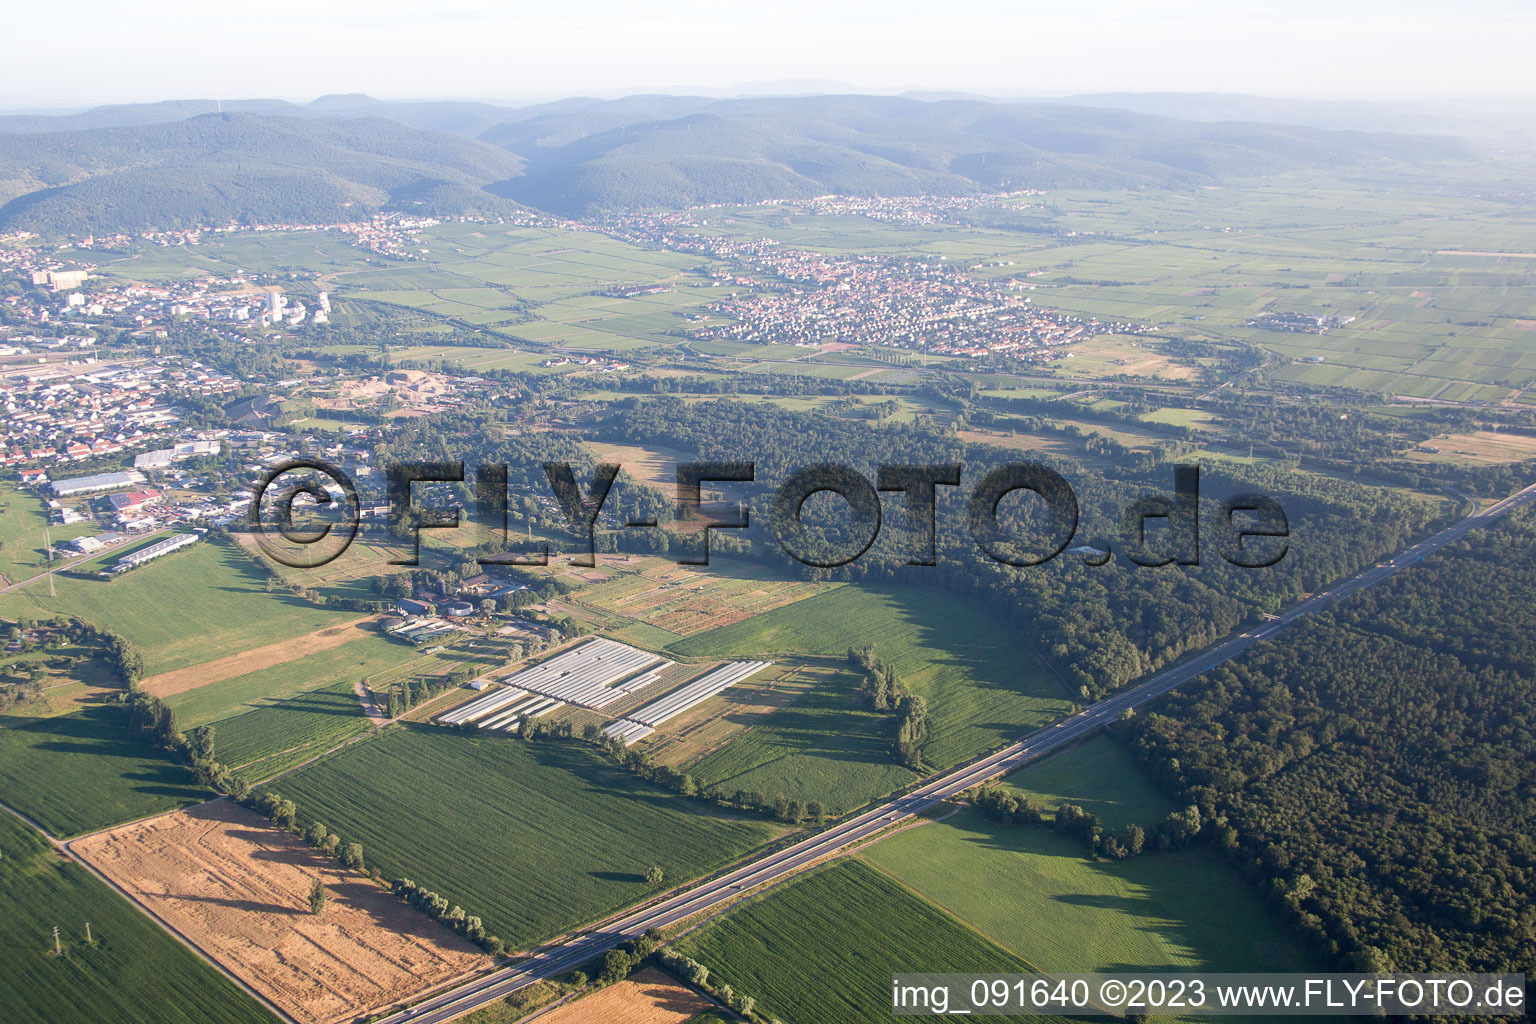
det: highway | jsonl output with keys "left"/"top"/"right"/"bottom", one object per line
{"left": 377, "top": 481, "right": 1536, "bottom": 1024}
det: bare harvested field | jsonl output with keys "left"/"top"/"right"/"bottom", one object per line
{"left": 1402, "top": 429, "right": 1536, "bottom": 466}
{"left": 1048, "top": 335, "right": 1201, "bottom": 380}
{"left": 536, "top": 969, "right": 713, "bottom": 1024}
{"left": 71, "top": 801, "right": 488, "bottom": 1024}
{"left": 573, "top": 562, "right": 828, "bottom": 637}
{"left": 140, "top": 615, "right": 378, "bottom": 697}
{"left": 582, "top": 440, "right": 700, "bottom": 492}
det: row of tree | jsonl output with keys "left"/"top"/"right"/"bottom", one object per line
{"left": 243, "top": 789, "right": 506, "bottom": 956}
{"left": 971, "top": 785, "right": 1201, "bottom": 860}
{"left": 848, "top": 645, "right": 930, "bottom": 770}
{"left": 589, "top": 728, "right": 826, "bottom": 824}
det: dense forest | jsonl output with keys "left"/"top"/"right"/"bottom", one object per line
{"left": 1124, "top": 512, "right": 1536, "bottom": 972}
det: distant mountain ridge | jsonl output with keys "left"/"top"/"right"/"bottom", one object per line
{"left": 0, "top": 113, "right": 525, "bottom": 233}
{"left": 475, "top": 95, "right": 1468, "bottom": 215}
{"left": 1051, "top": 92, "right": 1536, "bottom": 142}
{"left": 0, "top": 93, "right": 1473, "bottom": 232}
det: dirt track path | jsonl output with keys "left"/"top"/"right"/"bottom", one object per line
{"left": 140, "top": 615, "right": 378, "bottom": 698}
{"left": 353, "top": 677, "right": 389, "bottom": 723}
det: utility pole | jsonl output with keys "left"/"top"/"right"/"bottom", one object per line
{"left": 84, "top": 922, "right": 92, "bottom": 944}
{"left": 44, "top": 526, "right": 55, "bottom": 598}
{"left": 53, "top": 925, "right": 61, "bottom": 955}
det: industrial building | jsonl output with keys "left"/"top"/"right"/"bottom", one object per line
{"left": 132, "top": 439, "right": 222, "bottom": 469}
{"left": 108, "top": 489, "right": 161, "bottom": 514}
{"left": 48, "top": 470, "right": 147, "bottom": 497}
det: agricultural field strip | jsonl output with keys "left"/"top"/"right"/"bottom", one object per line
{"left": 438, "top": 639, "right": 667, "bottom": 724}
{"left": 602, "top": 662, "right": 774, "bottom": 745}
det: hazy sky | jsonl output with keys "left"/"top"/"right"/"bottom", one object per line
{"left": 4, "top": 0, "right": 1532, "bottom": 109}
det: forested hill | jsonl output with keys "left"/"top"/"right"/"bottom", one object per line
{"left": 1125, "top": 511, "right": 1536, "bottom": 974}
{"left": 477, "top": 95, "right": 1470, "bottom": 215}
{"left": 0, "top": 94, "right": 1472, "bottom": 231}
{"left": 0, "top": 113, "right": 525, "bottom": 234}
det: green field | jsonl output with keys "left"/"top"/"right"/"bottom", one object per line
{"left": 678, "top": 859, "right": 1049, "bottom": 1024}
{"left": 996, "top": 735, "right": 1175, "bottom": 831}
{"left": 266, "top": 726, "right": 780, "bottom": 949}
{"left": 862, "top": 808, "right": 1313, "bottom": 977}
{"left": 670, "top": 585, "right": 1072, "bottom": 770}
{"left": 0, "top": 812, "right": 274, "bottom": 1024}
{"left": 333, "top": 224, "right": 725, "bottom": 353}
{"left": 0, "top": 700, "right": 208, "bottom": 838}
{"left": 208, "top": 679, "right": 375, "bottom": 779}
{"left": 0, "top": 541, "right": 360, "bottom": 675}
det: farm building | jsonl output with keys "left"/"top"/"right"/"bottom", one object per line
{"left": 103, "top": 532, "right": 199, "bottom": 574}
{"left": 388, "top": 618, "right": 460, "bottom": 646}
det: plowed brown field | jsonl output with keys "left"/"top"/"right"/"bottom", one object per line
{"left": 71, "top": 801, "right": 488, "bottom": 1024}
{"left": 536, "top": 968, "right": 713, "bottom": 1024}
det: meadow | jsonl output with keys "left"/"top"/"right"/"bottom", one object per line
{"left": 176, "top": 630, "right": 536, "bottom": 776}
{"left": 0, "top": 484, "right": 97, "bottom": 585}
{"left": 669, "top": 584, "right": 1072, "bottom": 770}
{"left": 86, "top": 228, "right": 373, "bottom": 283}
{"left": 0, "top": 696, "right": 208, "bottom": 838}
{"left": 0, "top": 540, "right": 362, "bottom": 676}
{"left": 861, "top": 807, "right": 1314, "bottom": 979}
{"left": 0, "top": 813, "right": 274, "bottom": 1024}
{"left": 995, "top": 735, "right": 1175, "bottom": 831}
{"left": 679, "top": 660, "right": 917, "bottom": 814}
{"left": 568, "top": 558, "right": 830, "bottom": 638}
{"left": 265, "top": 726, "right": 781, "bottom": 949}
{"left": 677, "top": 859, "right": 1049, "bottom": 1024}
{"left": 859, "top": 736, "right": 1314, "bottom": 981}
